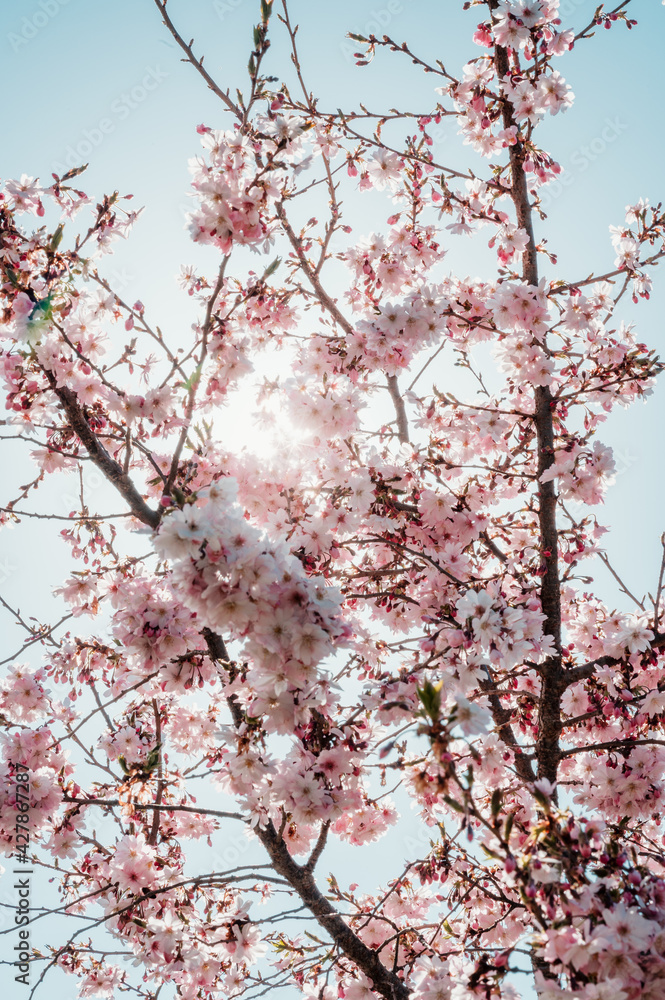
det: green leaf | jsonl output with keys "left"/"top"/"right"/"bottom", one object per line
{"left": 262, "top": 256, "right": 281, "bottom": 281}
{"left": 260, "top": 0, "right": 273, "bottom": 22}
{"left": 181, "top": 363, "right": 203, "bottom": 392}
{"left": 171, "top": 487, "right": 187, "bottom": 507}
{"left": 533, "top": 788, "right": 551, "bottom": 810}
{"left": 416, "top": 679, "right": 442, "bottom": 721}
{"left": 145, "top": 743, "right": 162, "bottom": 771}
{"left": 29, "top": 294, "right": 55, "bottom": 329}
{"left": 49, "top": 224, "right": 64, "bottom": 251}
{"left": 4, "top": 267, "right": 20, "bottom": 288}
{"left": 443, "top": 795, "right": 465, "bottom": 814}
{"left": 491, "top": 788, "right": 503, "bottom": 818}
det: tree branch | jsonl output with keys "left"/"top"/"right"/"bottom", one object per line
{"left": 42, "top": 369, "right": 160, "bottom": 529}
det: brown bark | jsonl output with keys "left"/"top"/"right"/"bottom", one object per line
{"left": 43, "top": 369, "right": 160, "bottom": 529}
{"left": 202, "top": 630, "right": 411, "bottom": 1000}
{"left": 492, "top": 31, "right": 563, "bottom": 789}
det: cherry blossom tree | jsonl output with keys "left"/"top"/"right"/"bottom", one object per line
{"left": 1, "top": 1, "right": 665, "bottom": 998}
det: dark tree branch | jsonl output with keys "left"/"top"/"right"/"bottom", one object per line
{"left": 42, "top": 370, "right": 160, "bottom": 529}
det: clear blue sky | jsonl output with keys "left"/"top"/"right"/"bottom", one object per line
{"left": 1, "top": 2, "right": 664, "bottom": 998}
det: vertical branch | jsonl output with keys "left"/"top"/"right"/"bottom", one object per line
{"left": 148, "top": 699, "right": 164, "bottom": 846}
{"left": 492, "top": 16, "right": 563, "bottom": 790}
{"left": 652, "top": 533, "right": 665, "bottom": 630}
{"left": 386, "top": 375, "right": 410, "bottom": 444}
{"left": 164, "top": 259, "right": 228, "bottom": 496}
{"left": 279, "top": 1, "right": 342, "bottom": 276}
